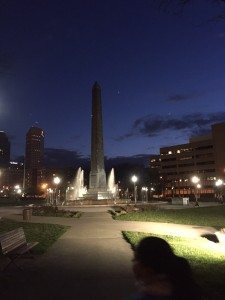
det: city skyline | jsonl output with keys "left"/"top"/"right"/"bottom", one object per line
{"left": 1, "top": 1, "right": 225, "bottom": 159}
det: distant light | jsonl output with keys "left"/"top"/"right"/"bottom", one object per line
{"left": 168, "top": 151, "right": 172, "bottom": 154}
{"left": 131, "top": 175, "right": 138, "bottom": 183}
{"left": 196, "top": 184, "right": 201, "bottom": 189}
{"left": 53, "top": 176, "right": 61, "bottom": 185}
{"left": 215, "top": 179, "right": 223, "bottom": 187}
{"left": 177, "top": 150, "right": 180, "bottom": 153}
{"left": 14, "top": 185, "right": 20, "bottom": 189}
{"left": 41, "top": 183, "right": 48, "bottom": 189}
{"left": 191, "top": 176, "right": 200, "bottom": 184}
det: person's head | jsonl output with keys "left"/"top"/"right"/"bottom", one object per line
{"left": 133, "top": 236, "right": 176, "bottom": 286}
{"left": 134, "top": 236, "right": 174, "bottom": 273}
{"left": 133, "top": 236, "right": 202, "bottom": 299}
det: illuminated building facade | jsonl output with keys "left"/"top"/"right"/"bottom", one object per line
{"left": 150, "top": 122, "right": 225, "bottom": 197}
{"left": 25, "top": 126, "right": 44, "bottom": 194}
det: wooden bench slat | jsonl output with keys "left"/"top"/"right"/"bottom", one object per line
{"left": 0, "top": 227, "right": 39, "bottom": 271}
{"left": 9, "top": 242, "right": 39, "bottom": 256}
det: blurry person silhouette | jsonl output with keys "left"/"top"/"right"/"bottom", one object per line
{"left": 131, "top": 236, "right": 202, "bottom": 300}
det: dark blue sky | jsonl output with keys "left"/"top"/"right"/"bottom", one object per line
{"left": 1, "top": 0, "right": 225, "bottom": 159}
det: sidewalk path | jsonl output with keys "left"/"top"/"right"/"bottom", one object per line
{"left": 1, "top": 210, "right": 216, "bottom": 300}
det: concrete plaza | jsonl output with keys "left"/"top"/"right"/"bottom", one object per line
{"left": 0, "top": 205, "right": 217, "bottom": 300}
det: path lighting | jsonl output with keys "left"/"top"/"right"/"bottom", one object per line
{"left": 131, "top": 175, "right": 138, "bottom": 204}
{"left": 191, "top": 176, "right": 200, "bottom": 206}
{"left": 215, "top": 179, "right": 223, "bottom": 187}
{"left": 141, "top": 187, "right": 148, "bottom": 202}
{"left": 215, "top": 179, "right": 224, "bottom": 204}
{"left": 53, "top": 176, "right": 61, "bottom": 205}
{"left": 191, "top": 176, "right": 200, "bottom": 185}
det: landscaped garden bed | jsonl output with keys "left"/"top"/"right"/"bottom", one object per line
{"left": 31, "top": 206, "right": 82, "bottom": 218}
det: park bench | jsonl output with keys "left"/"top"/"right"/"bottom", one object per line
{"left": 0, "top": 227, "right": 39, "bottom": 271}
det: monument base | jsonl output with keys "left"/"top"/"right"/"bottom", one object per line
{"left": 83, "top": 189, "right": 113, "bottom": 200}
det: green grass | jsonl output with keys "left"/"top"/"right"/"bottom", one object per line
{"left": 116, "top": 205, "right": 225, "bottom": 227}
{"left": 0, "top": 218, "right": 69, "bottom": 254}
{"left": 123, "top": 231, "right": 225, "bottom": 300}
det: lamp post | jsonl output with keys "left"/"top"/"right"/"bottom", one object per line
{"left": 141, "top": 187, "right": 148, "bottom": 202}
{"left": 191, "top": 176, "right": 200, "bottom": 207}
{"left": 53, "top": 176, "right": 61, "bottom": 206}
{"left": 215, "top": 179, "right": 224, "bottom": 204}
{"left": 131, "top": 175, "right": 138, "bottom": 204}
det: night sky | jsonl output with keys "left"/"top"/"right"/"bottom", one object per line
{"left": 1, "top": 1, "right": 225, "bottom": 160}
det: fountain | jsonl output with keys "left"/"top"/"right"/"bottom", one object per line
{"left": 107, "top": 168, "right": 118, "bottom": 199}
{"left": 65, "top": 167, "right": 87, "bottom": 201}
{"left": 73, "top": 167, "right": 87, "bottom": 199}
{"left": 66, "top": 167, "right": 119, "bottom": 202}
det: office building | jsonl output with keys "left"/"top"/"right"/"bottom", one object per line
{"left": 25, "top": 126, "right": 44, "bottom": 194}
{"left": 0, "top": 131, "right": 10, "bottom": 168}
{"left": 150, "top": 122, "right": 225, "bottom": 197}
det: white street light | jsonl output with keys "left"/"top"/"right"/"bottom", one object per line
{"left": 215, "top": 179, "right": 224, "bottom": 204}
{"left": 53, "top": 176, "right": 61, "bottom": 205}
{"left": 142, "top": 187, "right": 148, "bottom": 202}
{"left": 191, "top": 176, "right": 200, "bottom": 206}
{"left": 131, "top": 175, "right": 138, "bottom": 204}
{"left": 191, "top": 176, "right": 200, "bottom": 184}
{"left": 53, "top": 177, "right": 61, "bottom": 185}
{"left": 215, "top": 179, "right": 223, "bottom": 187}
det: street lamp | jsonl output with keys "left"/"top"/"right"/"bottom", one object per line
{"left": 141, "top": 187, "right": 148, "bottom": 202}
{"left": 215, "top": 179, "right": 224, "bottom": 203}
{"left": 191, "top": 176, "right": 200, "bottom": 206}
{"left": 131, "top": 175, "right": 138, "bottom": 204}
{"left": 53, "top": 176, "right": 61, "bottom": 205}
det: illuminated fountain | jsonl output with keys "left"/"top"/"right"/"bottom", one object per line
{"left": 64, "top": 167, "right": 87, "bottom": 201}
{"left": 107, "top": 168, "right": 118, "bottom": 199}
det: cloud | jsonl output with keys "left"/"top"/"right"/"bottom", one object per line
{"left": 115, "top": 111, "right": 225, "bottom": 141}
{"left": 165, "top": 92, "right": 200, "bottom": 102}
{"left": 44, "top": 148, "right": 89, "bottom": 168}
{"left": 113, "top": 132, "right": 135, "bottom": 141}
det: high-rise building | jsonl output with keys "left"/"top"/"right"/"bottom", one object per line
{"left": 0, "top": 131, "right": 10, "bottom": 168}
{"left": 25, "top": 126, "right": 44, "bottom": 194}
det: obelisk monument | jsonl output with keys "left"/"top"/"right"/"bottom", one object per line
{"left": 86, "top": 82, "right": 110, "bottom": 199}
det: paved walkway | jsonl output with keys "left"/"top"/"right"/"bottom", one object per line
{"left": 0, "top": 209, "right": 217, "bottom": 300}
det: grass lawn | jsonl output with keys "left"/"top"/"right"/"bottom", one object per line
{"left": 123, "top": 231, "right": 225, "bottom": 300}
{"left": 0, "top": 218, "right": 69, "bottom": 254}
{"left": 116, "top": 205, "right": 225, "bottom": 228}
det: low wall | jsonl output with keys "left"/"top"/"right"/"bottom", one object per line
{"left": 66, "top": 199, "right": 130, "bottom": 206}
